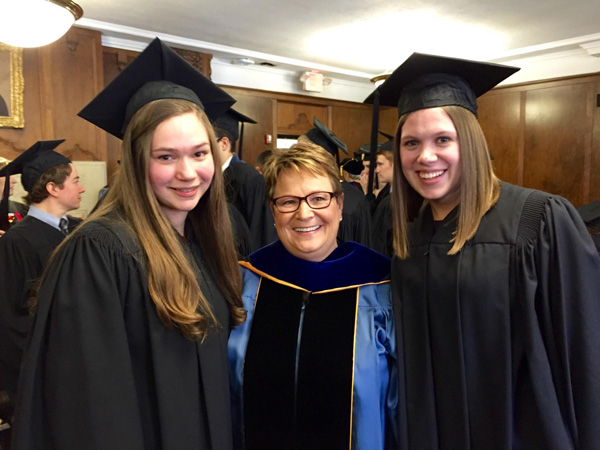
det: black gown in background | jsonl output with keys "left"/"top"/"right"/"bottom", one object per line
{"left": 224, "top": 155, "right": 277, "bottom": 252}
{"left": 338, "top": 181, "right": 372, "bottom": 247}
{"left": 392, "top": 182, "right": 600, "bottom": 449}
{"left": 10, "top": 215, "right": 234, "bottom": 450}
{"left": 0, "top": 215, "right": 79, "bottom": 410}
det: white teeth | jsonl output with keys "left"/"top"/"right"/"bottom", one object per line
{"left": 295, "top": 225, "right": 320, "bottom": 232}
{"left": 175, "top": 187, "right": 195, "bottom": 192}
{"left": 419, "top": 170, "right": 444, "bottom": 179}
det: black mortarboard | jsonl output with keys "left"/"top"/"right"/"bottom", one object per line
{"left": 78, "top": 37, "right": 236, "bottom": 139}
{"left": 304, "top": 117, "right": 349, "bottom": 157}
{"left": 364, "top": 52, "right": 519, "bottom": 117}
{"left": 212, "top": 108, "right": 256, "bottom": 142}
{"left": 340, "top": 158, "right": 364, "bottom": 176}
{"left": 212, "top": 108, "right": 257, "bottom": 160}
{"left": 357, "top": 130, "right": 394, "bottom": 156}
{"left": 0, "top": 140, "right": 68, "bottom": 231}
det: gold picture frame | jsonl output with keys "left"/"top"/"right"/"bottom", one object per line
{"left": 0, "top": 43, "right": 24, "bottom": 128}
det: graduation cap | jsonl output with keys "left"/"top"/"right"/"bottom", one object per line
{"left": 362, "top": 53, "right": 519, "bottom": 195}
{"left": 78, "top": 37, "right": 236, "bottom": 139}
{"left": 364, "top": 52, "right": 520, "bottom": 117}
{"left": 304, "top": 117, "right": 348, "bottom": 160}
{"left": 340, "top": 158, "right": 364, "bottom": 176}
{"left": 212, "top": 108, "right": 257, "bottom": 160}
{"left": 356, "top": 130, "right": 394, "bottom": 159}
{"left": 0, "top": 140, "right": 68, "bottom": 231}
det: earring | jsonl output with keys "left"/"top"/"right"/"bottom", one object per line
{"left": 274, "top": 223, "right": 276, "bottom": 228}
{"left": 339, "top": 217, "right": 342, "bottom": 222}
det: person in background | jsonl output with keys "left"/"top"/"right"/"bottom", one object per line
{"left": 229, "top": 141, "right": 397, "bottom": 449}
{"left": 339, "top": 157, "right": 363, "bottom": 191}
{"left": 213, "top": 109, "right": 277, "bottom": 252}
{"left": 0, "top": 158, "right": 28, "bottom": 235}
{"left": 385, "top": 53, "right": 600, "bottom": 449}
{"left": 10, "top": 38, "right": 244, "bottom": 450}
{"left": 302, "top": 118, "right": 372, "bottom": 246}
{"left": 253, "top": 149, "right": 272, "bottom": 174}
{"left": 0, "top": 140, "right": 83, "bottom": 437}
{"left": 371, "top": 150, "right": 394, "bottom": 257}
{"left": 577, "top": 200, "right": 600, "bottom": 254}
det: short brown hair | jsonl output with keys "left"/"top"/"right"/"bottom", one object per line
{"left": 24, "top": 163, "right": 72, "bottom": 205}
{"left": 263, "top": 141, "right": 343, "bottom": 201}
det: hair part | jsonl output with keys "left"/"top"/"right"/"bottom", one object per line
{"left": 262, "top": 141, "right": 343, "bottom": 201}
{"left": 86, "top": 99, "right": 244, "bottom": 340}
{"left": 392, "top": 105, "right": 500, "bottom": 258}
{"left": 24, "top": 163, "right": 72, "bottom": 205}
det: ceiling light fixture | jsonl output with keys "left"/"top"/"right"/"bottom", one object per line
{"left": 370, "top": 74, "right": 391, "bottom": 87}
{"left": 0, "top": 0, "right": 83, "bottom": 48}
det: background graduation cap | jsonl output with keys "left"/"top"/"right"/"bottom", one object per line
{"left": 355, "top": 130, "right": 394, "bottom": 159}
{"left": 339, "top": 157, "right": 364, "bottom": 177}
{"left": 0, "top": 140, "right": 68, "bottom": 231}
{"left": 78, "top": 37, "right": 236, "bottom": 139}
{"left": 212, "top": 108, "right": 257, "bottom": 161}
{"left": 304, "top": 117, "right": 348, "bottom": 164}
{"left": 362, "top": 52, "right": 519, "bottom": 195}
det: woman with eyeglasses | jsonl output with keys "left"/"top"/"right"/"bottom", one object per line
{"left": 228, "top": 141, "right": 397, "bottom": 450}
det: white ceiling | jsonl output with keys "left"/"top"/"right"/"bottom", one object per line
{"left": 75, "top": 0, "right": 600, "bottom": 85}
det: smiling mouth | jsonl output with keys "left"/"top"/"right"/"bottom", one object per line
{"left": 419, "top": 170, "right": 445, "bottom": 179}
{"left": 294, "top": 225, "right": 321, "bottom": 232}
{"left": 172, "top": 187, "right": 197, "bottom": 192}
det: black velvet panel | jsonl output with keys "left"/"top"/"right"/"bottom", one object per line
{"left": 243, "top": 279, "right": 358, "bottom": 449}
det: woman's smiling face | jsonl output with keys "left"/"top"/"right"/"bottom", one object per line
{"left": 271, "top": 168, "right": 343, "bottom": 262}
{"left": 400, "top": 107, "right": 462, "bottom": 220}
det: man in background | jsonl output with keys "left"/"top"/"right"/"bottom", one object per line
{"left": 213, "top": 109, "right": 277, "bottom": 252}
{"left": 0, "top": 140, "right": 84, "bottom": 431}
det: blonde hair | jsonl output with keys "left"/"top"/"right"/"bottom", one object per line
{"left": 87, "top": 99, "right": 244, "bottom": 339}
{"left": 263, "top": 141, "right": 343, "bottom": 201}
{"left": 392, "top": 105, "right": 500, "bottom": 258}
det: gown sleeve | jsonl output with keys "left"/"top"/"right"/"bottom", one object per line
{"left": 515, "top": 194, "right": 600, "bottom": 448}
{"left": 11, "top": 229, "right": 148, "bottom": 450}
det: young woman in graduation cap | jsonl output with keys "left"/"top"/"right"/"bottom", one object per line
{"left": 11, "top": 38, "right": 244, "bottom": 450}
{"left": 380, "top": 53, "right": 600, "bottom": 449}
{"left": 228, "top": 141, "right": 397, "bottom": 450}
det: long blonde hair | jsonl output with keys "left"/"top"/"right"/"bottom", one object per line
{"left": 89, "top": 99, "right": 244, "bottom": 339}
{"left": 392, "top": 105, "right": 500, "bottom": 258}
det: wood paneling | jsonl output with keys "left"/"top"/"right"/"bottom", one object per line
{"left": 523, "top": 82, "right": 593, "bottom": 205}
{"left": 0, "top": 27, "right": 105, "bottom": 163}
{"left": 276, "top": 101, "right": 327, "bottom": 136}
{"left": 478, "top": 91, "right": 523, "bottom": 185}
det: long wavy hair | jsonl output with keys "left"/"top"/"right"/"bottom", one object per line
{"left": 392, "top": 105, "right": 500, "bottom": 258}
{"left": 87, "top": 98, "right": 244, "bottom": 339}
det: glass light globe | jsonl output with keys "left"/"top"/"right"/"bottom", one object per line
{"left": 0, "top": 0, "right": 81, "bottom": 48}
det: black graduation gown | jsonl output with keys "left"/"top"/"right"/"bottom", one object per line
{"left": 371, "top": 194, "right": 393, "bottom": 257}
{"left": 10, "top": 216, "right": 234, "bottom": 450}
{"left": 224, "top": 155, "right": 277, "bottom": 252}
{"left": 338, "top": 181, "right": 372, "bottom": 247}
{"left": 392, "top": 182, "right": 600, "bottom": 449}
{"left": 0, "top": 215, "right": 79, "bottom": 409}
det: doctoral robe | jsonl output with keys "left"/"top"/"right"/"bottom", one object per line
{"left": 229, "top": 240, "right": 397, "bottom": 450}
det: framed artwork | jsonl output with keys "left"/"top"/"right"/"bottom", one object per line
{"left": 0, "top": 43, "right": 24, "bottom": 128}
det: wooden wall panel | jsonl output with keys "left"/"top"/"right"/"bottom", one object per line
{"left": 523, "top": 82, "right": 593, "bottom": 206}
{"left": 40, "top": 27, "right": 106, "bottom": 162}
{"left": 0, "top": 48, "right": 43, "bottom": 158}
{"left": 220, "top": 87, "right": 274, "bottom": 166}
{"left": 478, "top": 91, "right": 523, "bottom": 185}
{"left": 591, "top": 80, "right": 600, "bottom": 201}
{"left": 0, "top": 27, "right": 105, "bottom": 163}
{"left": 276, "top": 101, "right": 327, "bottom": 136}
